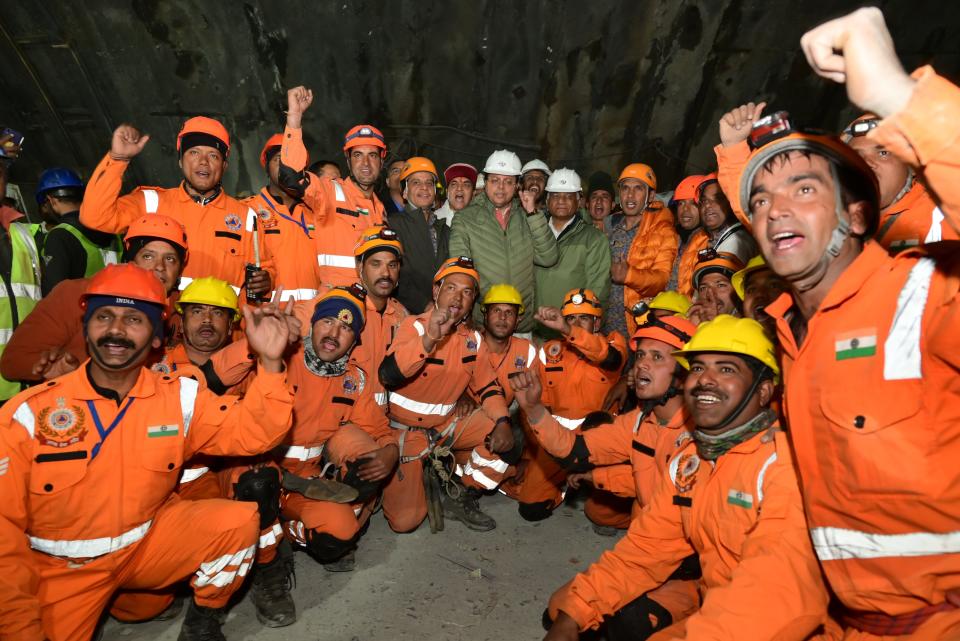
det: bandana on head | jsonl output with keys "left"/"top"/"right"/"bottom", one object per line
{"left": 179, "top": 132, "right": 228, "bottom": 158}
{"left": 83, "top": 294, "right": 165, "bottom": 339}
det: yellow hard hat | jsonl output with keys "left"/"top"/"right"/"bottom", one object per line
{"left": 175, "top": 277, "right": 240, "bottom": 321}
{"left": 731, "top": 255, "right": 768, "bottom": 300}
{"left": 481, "top": 283, "right": 524, "bottom": 315}
{"left": 649, "top": 291, "right": 692, "bottom": 315}
{"left": 673, "top": 315, "right": 780, "bottom": 383}
{"left": 561, "top": 288, "right": 603, "bottom": 318}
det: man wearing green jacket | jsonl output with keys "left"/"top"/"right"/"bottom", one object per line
{"left": 534, "top": 169, "right": 611, "bottom": 342}
{"left": 449, "top": 149, "right": 558, "bottom": 336}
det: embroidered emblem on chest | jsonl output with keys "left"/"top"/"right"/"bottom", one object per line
{"left": 37, "top": 398, "right": 88, "bottom": 448}
{"left": 224, "top": 214, "right": 242, "bottom": 231}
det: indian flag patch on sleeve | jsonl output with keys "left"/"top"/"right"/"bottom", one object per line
{"left": 727, "top": 489, "right": 753, "bottom": 509}
{"left": 835, "top": 329, "right": 877, "bottom": 360}
{"left": 147, "top": 424, "right": 179, "bottom": 438}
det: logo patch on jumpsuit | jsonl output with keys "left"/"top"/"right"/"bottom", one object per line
{"left": 673, "top": 452, "right": 700, "bottom": 493}
{"left": 834, "top": 328, "right": 877, "bottom": 360}
{"left": 466, "top": 338, "right": 478, "bottom": 351}
{"left": 37, "top": 398, "right": 87, "bottom": 448}
{"left": 258, "top": 209, "right": 278, "bottom": 229}
{"left": 343, "top": 375, "right": 357, "bottom": 394}
{"left": 224, "top": 214, "right": 242, "bottom": 231}
{"left": 514, "top": 356, "right": 526, "bottom": 369}
{"left": 727, "top": 489, "right": 754, "bottom": 509}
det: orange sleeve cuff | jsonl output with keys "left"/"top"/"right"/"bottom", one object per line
{"left": 280, "top": 126, "right": 308, "bottom": 172}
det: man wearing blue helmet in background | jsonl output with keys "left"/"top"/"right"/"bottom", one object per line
{"left": 35, "top": 167, "right": 122, "bottom": 295}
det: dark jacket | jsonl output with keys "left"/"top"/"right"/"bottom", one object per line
{"left": 41, "top": 211, "right": 119, "bottom": 295}
{"left": 388, "top": 204, "right": 450, "bottom": 314}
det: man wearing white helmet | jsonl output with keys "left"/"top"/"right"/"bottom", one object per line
{"left": 521, "top": 159, "right": 552, "bottom": 211}
{"left": 449, "top": 150, "right": 558, "bottom": 336}
{"left": 534, "top": 169, "right": 612, "bottom": 340}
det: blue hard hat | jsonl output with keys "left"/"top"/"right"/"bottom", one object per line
{"left": 36, "top": 168, "right": 84, "bottom": 204}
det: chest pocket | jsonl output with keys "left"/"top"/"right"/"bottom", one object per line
{"left": 29, "top": 449, "right": 90, "bottom": 496}
{"left": 140, "top": 434, "right": 185, "bottom": 473}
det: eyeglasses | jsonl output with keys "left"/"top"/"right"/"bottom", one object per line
{"left": 842, "top": 118, "right": 880, "bottom": 138}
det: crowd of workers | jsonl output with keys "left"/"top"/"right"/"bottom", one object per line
{"left": 0, "top": 7, "right": 957, "bottom": 641}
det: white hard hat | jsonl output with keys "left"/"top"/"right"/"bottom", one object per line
{"left": 546, "top": 168, "right": 582, "bottom": 193}
{"left": 521, "top": 158, "right": 552, "bottom": 177}
{"left": 483, "top": 150, "right": 523, "bottom": 177}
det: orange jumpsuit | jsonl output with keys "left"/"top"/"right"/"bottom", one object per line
{"left": 279, "top": 126, "right": 385, "bottom": 288}
{"left": 79, "top": 154, "right": 273, "bottom": 291}
{"left": 730, "top": 67, "right": 960, "bottom": 639}
{"left": 350, "top": 295, "right": 409, "bottom": 411}
{"left": 485, "top": 335, "right": 537, "bottom": 407}
{"left": 243, "top": 187, "right": 322, "bottom": 301}
{"left": 512, "top": 326, "right": 626, "bottom": 510}
{"left": 379, "top": 314, "right": 512, "bottom": 532}
{"left": 0, "top": 363, "right": 293, "bottom": 641}
{"left": 675, "top": 230, "right": 709, "bottom": 298}
{"left": 549, "top": 427, "right": 833, "bottom": 640}
{"left": 530, "top": 405, "right": 700, "bottom": 626}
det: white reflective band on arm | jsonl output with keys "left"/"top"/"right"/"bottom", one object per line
{"left": 179, "top": 377, "right": 199, "bottom": 437}
{"left": 13, "top": 402, "right": 36, "bottom": 438}
{"left": 317, "top": 254, "right": 356, "bottom": 269}
{"left": 389, "top": 392, "right": 455, "bottom": 416}
{"left": 179, "top": 467, "right": 209, "bottom": 484}
{"left": 884, "top": 258, "right": 935, "bottom": 381}
{"left": 245, "top": 207, "right": 257, "bottom": 232}
{"left": 30, "top": 520, "right": 152, "bottom": 558}
{"left": 553, "top": 415, "right": 585, "bottom": 431}
{"left": 259, "top": 522, "right": 283, "bottom": 549}
{"left": 283, "top": 444, "right": 325, "bottom": 461}
{"left": 332, "top": 182, "right": 346, "bottom": 202}
{"left": 273, "top": 288, "right": 318, "bottom": 302}
{"left": 756, "top": 452, "right": 777, "bottom": 504}
{"left": 374, "top": 392, "right": 388, "bottom": 406}
{"left": 925, "top": 207, "right": 945, "bottom": 243}
{"left": 526, "top": 344, "right": 537, "bottom": 367}
{"left": 0, "top": 328, "right": 13, "bottom": 345}
{"left": 143, "top": 189, "right": 159, "bottom": 213}
{"left": 471, "top": 450, "right": 508, "bottom": 474}
{"left": 811, "top": 526, "right": 960, "bottom": 561}
{"left": 195, "top": 544, "right": 255, "bottom": 588}
{"left": 413, "top": 320, "right": 425, "bottom": 337}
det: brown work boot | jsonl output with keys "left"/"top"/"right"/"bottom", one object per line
{"left": 250, "top": 541, "right": 296, "bottom": 628}
{"left": 176, "top": 599, "right": 226, "bottom": 641}
{"left": 442, "top": 486, "right": 496, "bottom": 531}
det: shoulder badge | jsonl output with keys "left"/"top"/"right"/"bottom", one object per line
{"left": 258, "top": 208, "right": 278, "bottom": 229}
{"left": 224, "top": 214, "right": 242, "bottom": 231}
{"left": 36, "top": 397, "right": 87, "bottom": 448}
{"left": 514, "top": 355, "right": 526, "bottom": 370}
{"left": 546, "top": 341, "right": 563, "bottom": 362}
{"left": 466, "top": 337, "right": 478, "bottom": 351}
{"left": 673, "top": 452, "right": 700, "bottom": 494}
{"left": 152, "top": 356, "right": 171, "bottom": 375}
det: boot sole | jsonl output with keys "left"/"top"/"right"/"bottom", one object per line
{"left": 254, "top": 610, "right": 297, "bottom": 628}
{"left": 443, "top": 513, "right": 496, "bottom": 532}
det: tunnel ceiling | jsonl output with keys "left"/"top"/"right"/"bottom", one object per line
{"left": 1, "top": 0, "right": 959, "bottom": 207}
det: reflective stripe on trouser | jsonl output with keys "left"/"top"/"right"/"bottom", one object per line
{"left": 38, "top": 497, "right": 260, "bottom": 641}
{"left": 381, "top": 410, "right": 515, "bottom": 532}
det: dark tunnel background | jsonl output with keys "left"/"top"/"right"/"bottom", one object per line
{"left": 1, "top": 0, "right": 958, "bottom": 213}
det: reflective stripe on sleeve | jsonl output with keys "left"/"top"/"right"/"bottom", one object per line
{"left": 179, "top": 377, "right": 199, "bottom": 437}
{"left": 143, "top": 189, "right": 159, "bottom": 214}
{"left": 553, "top": 415, "right": 584, "bottom": 431}
{"left": 317, "top": 254, "right": 356, "bottom": 269}
{"left": 811, "top": 526, "right": 960, "bottom": 561}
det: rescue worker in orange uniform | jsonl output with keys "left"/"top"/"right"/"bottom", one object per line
{"left": 478, "top": 284, "right": 538, "bottom": 407}
{"left": 378, "top": 257, "right": 515, "bottom": 533}
{"left": 350, "top": 227, "right": 408, "bottom": 411}
{"left": 1, "top": 214, "right": 189, "bottom": 384}
{"left": 244, "top": 134, "right": 321, "bottom": 302}
{"left": 709, "top": 8, "right": 960, "bottom": 637}
{"left": 685, "top": 251, "right": 745, "bottom": 324}
{"left": 278, "top": 285, "right": 398, "bottom": 576}
{"left": 512, "top": 289, "right": 627, "bottom": 521}
{"left": 524, "top": 316, "right": 833, "bottom": 641}
{"left": 730, "top": 255, "right": 789, "bottom": 323}
{"left": 606, "top": 164, "right": 678, "bottom": 335}
{"left": 0, "top": 263, "right": 296, "bottom": 641}
{"left": 515, "top": 315, "right": 700, "bottom": 634}
{"left": 279, "top": 86, "right": 386, "bottom": 289}
{"left": 79, "top": 118, "right": 273, "bottom": 296}
{"left": 842, "top": 114, "right": 955, "bottom": 252}
{"left": 669, "top": 174, "right": 709, "bottom": 297}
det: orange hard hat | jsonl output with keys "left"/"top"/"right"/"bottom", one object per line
{"left": 177, "top": 116, "right": 230, "bottom": 157}
{"left": 343, "top": 124, "right": 387, "bottom": 158}
{"left": 673, "top": 174, "right": 707, "bottom": 202}
{"left": 259, "top": 133, "right": 290, "bottom": 168}
{"left": 124, "top": 214, "right": 189, "bottom": 255}
{"left": 354, "top": 225, "right": 403, "bottom": 258}
{"left": 434, "top": 256, "right": 479, "bottom": 286}
{"left": 695, "top": 172, "right": 719, "bottom": 201}
{"left": 630, "top": 315, "right": 697, "bottom": 351}
{"left": 561, "top": 288, "right": 603, "bottom": 318}
{"left": 618, "top": 163, "right": 657, "bottom": 190}
{"left": 399, "top": 157, "right": 438, "bottom": 182}
{"left": 81, "top": 263, "right": 168, "bottom": 313}
{"left": 692, "top": 250, "right": 745, "bottom": 290}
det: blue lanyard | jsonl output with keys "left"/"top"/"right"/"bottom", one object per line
{"left": 87, "top": 398, "right": 135, "bottom": 460}
{"left": 259, "top": 192, "right": 312, "bottom": 239}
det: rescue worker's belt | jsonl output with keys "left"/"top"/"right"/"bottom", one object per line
{"left": 283, "top": 444, "right": 325, "bottom": 462}
{"left": 389, "top": 392, "right": 456, "bottom": 416}
{"left": 29, "top": 520, "right": 152, "bottom": 559}
{"left": 841, "top": 602, "right": 958, "bottom": 636}
{"left": 390, "top": 419, "right": 458, "bottom": 464}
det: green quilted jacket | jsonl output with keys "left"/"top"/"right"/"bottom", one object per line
{"left": 449, "top": 193, "right": 558, "bottom": 332}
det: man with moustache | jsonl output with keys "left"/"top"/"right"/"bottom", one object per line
{"left": 279, "top": 86, "right": 388, "bottom": 289}
{"left": 479, "top": 284, "right": 537, "bottom": 407}
{"left": 379, "top": 257, "right": 516, "bottom": 532}
{"left": 532, "top": 316, "right": 833, "bottom": 641}
{"left": 0, "top": 263, "right": 296, "bottom": 641}
{"left": 80, "top": 119, "right": 273, "bottom": 296}
{"left": 388, "top": 157, "right": 450, "bottom": 313}
{"left": 521, "top": 159, "right": 552, "bottom": 212}
{"left": 584, "top": 171, "right": 616, "bottom": 236}
{"left": 434, "top": 163, "right": 478, "bottom": 228}
{"left": 511, "top": 315, "right": 700, "bottom": 635}
{"left": 697, "top": 176, "right": 757, "bottom": 265}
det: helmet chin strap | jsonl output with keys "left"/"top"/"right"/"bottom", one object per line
{"left": 639, "top": 365, "right": 685, "bottom": 420}
{"left": 794, "top": 163, "right": 850, "bottom": 293}
{"left": 892, "top": 168, "right": 915, "bottom": 205}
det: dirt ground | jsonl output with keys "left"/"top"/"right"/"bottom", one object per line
{"left": 103, "top": 492, "right": 621, "bottom": 641}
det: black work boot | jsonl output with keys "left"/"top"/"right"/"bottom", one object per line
{"left": 155, "top": 595, "right": 186, "bottom": 621}
{"left": 442, "top": 486, "right": 496, "bottom": 531}
{"left": 177, "top": 599, "right": 227, "bottom": 641}
{"left": 250, "top": 541, "right": 296, "bottom": 628}
{"left": 322, "top": 548, "right": 356, "bottom": 572}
